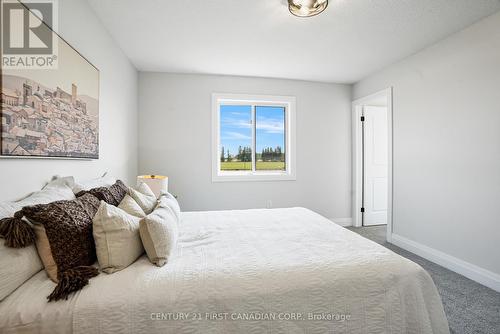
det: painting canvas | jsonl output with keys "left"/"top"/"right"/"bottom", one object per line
{"left": 1, "top": 5, "right": 99, "bottom": 159}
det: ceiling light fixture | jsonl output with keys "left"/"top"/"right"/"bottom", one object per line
{"left": 288, "top": 0, "right": 328, "bottom": 18}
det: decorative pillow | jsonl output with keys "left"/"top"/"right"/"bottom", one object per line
{"left": 76, "top": 180, "right": 128, "bottom": 207}
{"left": 139, "top": 197, "right": 179, "bottom": 267}
{"left": 159, "top": 192, "right": 181, "bottom": 223}
{"left": 129, "top": 182, "right": 157, "bottom": 214}
{"left": 44, "top": 176, "right": 76, "bottom": 190}
{"left": 93, "top": 201, "right": 144, "bottom": 274}
{"left": 0, "top": 177, "right": 76, "bottom": 220}
{"left": 0, "top": 207, "right": 41, "bottom": 302}
{"left": 32, "top": 224, "right": 58, "bottom": 281}
{"left": 19, "top": 193, "right": 101, "bottom": 301}
{"left": 0, "top": 178, "right": 75, "bottom": 301}
{"left": 72, "top": 173, "right": 116, "bottom": 193}
{"left": 118, "top": 194, "right": 146, "bottom": 218}
{"left": 0, "top": 243, "right": 41, "bottom": 302}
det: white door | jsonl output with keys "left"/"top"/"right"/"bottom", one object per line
{"left": 363, "top": 106, "right": 388, "bottom": 226}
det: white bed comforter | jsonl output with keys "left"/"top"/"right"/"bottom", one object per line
{"left": 1, "top": 207, "right": 449, "bottom": 333}
{"left": 74, "top": 207, "right": 448, "bottom": 333}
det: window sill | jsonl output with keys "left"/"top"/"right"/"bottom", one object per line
{"left": 212, "top": 172, "right": 296, "bottom": 182}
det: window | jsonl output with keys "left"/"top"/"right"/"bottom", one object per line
{"left": 212, "top": 94, "right": 296, "bottom": 182}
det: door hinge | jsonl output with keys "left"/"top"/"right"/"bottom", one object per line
{"left": 360, "top": 116, "right": 365, "bottom": 122}
{"left": 360, "top": 207, "right": 365, "bottom": 213}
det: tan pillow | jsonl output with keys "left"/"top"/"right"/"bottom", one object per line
{"left": 93, "top": 201, "right": 144, "bottom": 274}
{"left": 128, "top": 182, "right": 157, "bottom": 214}
{"left": 32, "top": 224, "right": 58, "bottom": 282}
{"left": 139, "top": 197, "right": 178, "bottom": 267}
{"left": 118, "top": 194, "right": 146, "bottom": 218}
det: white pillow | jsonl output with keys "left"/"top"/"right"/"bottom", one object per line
{"left": 93, "top": 201, "right": 144, "bottom": 274}
{"left": 73, "top": 173, "right": 116, "bottom": 193}
{"left": 0, "top": 179, "right": 76, "bottom": 301}
{"left": 118, "top": 194, "right": 146, "bottom": 218}
{"left": 44, "top": 176, "right": 75, "bottom": 190}
{"left": 7, "top": 177, "right": 76, "bottom": 208}
{"left": 139, "top": 196, "right": 178, "bottom": 267}
{"left": 128, "top": 183, "right": 157, "bottom": 215}
{"left": 0, "top": 243, "right": 42, "bottom": 302}
{"left": 159, "top": 192, "right": 181, "bottom": 223}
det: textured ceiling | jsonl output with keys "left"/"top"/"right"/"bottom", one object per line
{"left": 87, "top": 0, "right": 500, "bottom": 83}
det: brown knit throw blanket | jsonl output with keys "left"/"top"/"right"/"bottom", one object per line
{"left": 0, "top": 193, "right": 101, "bottom": 301}
{"left": 75, "top": 180, "right": 128, "bottom": 206}
{"left": 0, "top": 210, "right": 35, "bottom": 248}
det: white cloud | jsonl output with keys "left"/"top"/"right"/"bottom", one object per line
{"left": 221, "top": 118, "right": 252, "bottom": 129}
{"left": 221, "top": 116, "right": 284, "bottom": 134}
{"left": 256, "top": 117, "right": 284, "bottom": 134}
{"left": 222, "top": 131, "right": 251, "bottom": 140}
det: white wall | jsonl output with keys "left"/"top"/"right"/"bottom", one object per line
{"left": 0, "top": 0, "right": 138, "bottom": 201}
{"left": 353, "top": 12, "right": 500, "bottom": 277}
{"left": 139, "top": 73, "right": 351, "bottom": 220}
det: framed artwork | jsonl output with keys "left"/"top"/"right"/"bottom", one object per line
{"left": 1, "top": 1, "right": 99, "bottom": 159}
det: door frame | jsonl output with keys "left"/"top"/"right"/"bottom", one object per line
{"left": 352, "top": 88, "right": 393, "bottom": 242}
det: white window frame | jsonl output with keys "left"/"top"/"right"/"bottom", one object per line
{"left": 212, "top": 93, "right": 296, "bottom": 182}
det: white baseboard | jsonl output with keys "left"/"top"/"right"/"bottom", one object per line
{"left": 330, "top": 217, "right": 352, "bottom": 227}
{"left": 391, "top": 233, "right": 500, "bottom": 293}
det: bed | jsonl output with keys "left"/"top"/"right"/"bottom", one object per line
{"left": 0, "top": 207, "right": 449, "bottom": 334}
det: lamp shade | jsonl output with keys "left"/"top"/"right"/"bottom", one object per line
{"left": 137, "top": 175, "right": 168, "bottom": 198}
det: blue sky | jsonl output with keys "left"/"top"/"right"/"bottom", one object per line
{"left": 220, "top": 105, "right": 285, "bottom": 157}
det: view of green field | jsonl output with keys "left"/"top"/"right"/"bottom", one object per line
{"left": 221, "top": 161, "right": 285, "bottom": 171}
{"left": 220, "top": 104, "right": 286, "bottom": 172}
{"left": 257, "top": 161, "right": 285, "bottom": 170}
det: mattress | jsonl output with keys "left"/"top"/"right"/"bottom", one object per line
{"left": 0, "top": 207, "right": 449, "bottom": 333}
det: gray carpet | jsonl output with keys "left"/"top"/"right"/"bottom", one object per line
{"left": 347, "top": 225, "right": 500, "bottom": 334}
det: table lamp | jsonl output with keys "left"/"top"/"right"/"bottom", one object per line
{"left": 137, "top": 175, "right": 168, "bottom": 198}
